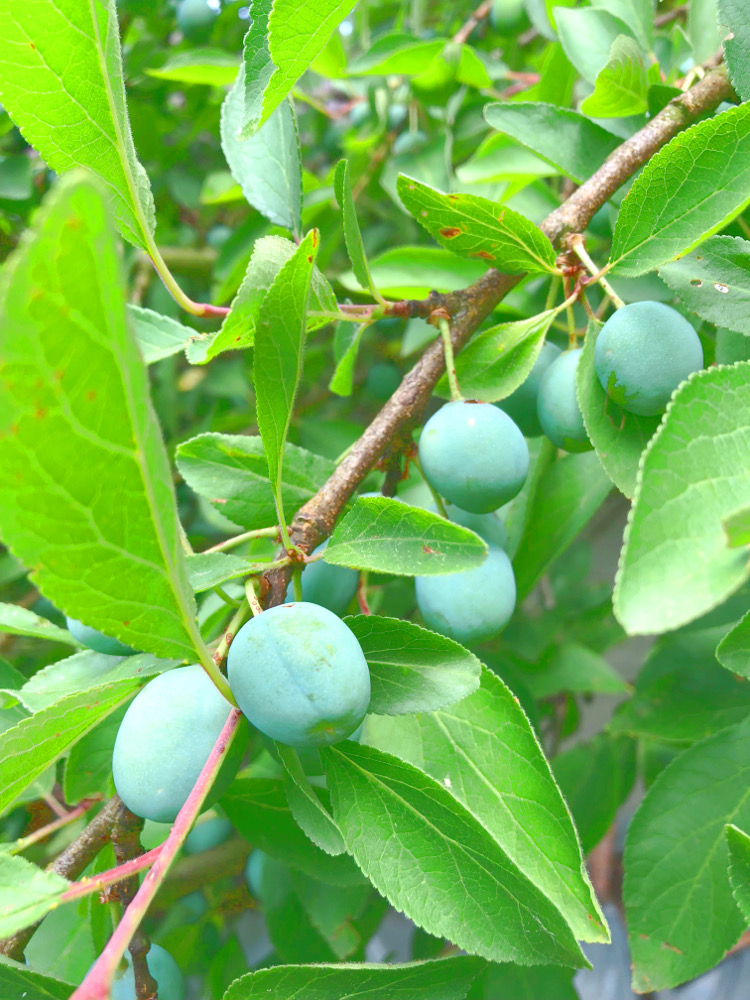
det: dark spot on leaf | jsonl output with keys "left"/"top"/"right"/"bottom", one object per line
{"left": 307, "top": 255, "right": 313, "bottom": 263}
{"left": 440, "top": 228, "right": 461, "bottom": 239}
{"left": 448, "top": 194, "right": 459, "bottom": 200}
{"left": 123, "top": 621, "right": 130, "bottom": 626}
{"left": 30, "top": 42, "right": 35, "bottom": 50}
{"left": 472, "top": 251, "right": 495, "bottom": 260}
{"left": 87, "top": 390, "right": 96, "bottom": 401}
{"left": 35, "top": 407, "right": 47, "bottom": 419}
{"left": 211, "top": 497, "right": 227, "bottom": 504}
{"left": 690, "top": 279, "right": 702, "bottom": 287}
{"left": 235, "top": 336, "right": 241, "bottom": 342}
{"left": 422, "top": 544, "right": 442, "bottom": 555}
{"left": 662, "top": 941, "right": 684, "bottom": 955}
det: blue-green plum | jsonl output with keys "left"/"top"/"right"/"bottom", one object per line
{"left": 111, "top": 944, "right": 185, "bottom": 1000}
{"left": 183, "top": 815, "right": 232, "bottom": 855}
{"left": 227, "top": 602, "right": 370, "bottom": 748}
{"left": 716, "top": 327, "right": 750, "bottom": 365}
{"left": 594, "top": 301, "right": 704, "bottom": 415}
{"left": 419, "top": 400, "right": 529, "bottom": 513}
{"left": 496, "top": 342, "right": 562, "bottom": 437}
{"left": 176, "top": 0, "right": 217, "bottom": 41}
{"left": 444, "top": 503, "right": 508, "bottom": 550}
{"left": 365, "top": 362, "right": 401, "bottom": 400}
{"left": 245, "top": 849, "right": 268, "bottom": 897}
{"left": 112, "top": 665, "right": 244, "bottom": 822}
{"left": 536, "top": 348, "right": 591, "bottom": 452}
{"left": 284, "top": 541, "right": 358, "bottom": 615}
{"left": 65, "top": 616, "right": 135, "bottom": 656}
{"left": 415, "top": 546, "right": 516, "bottom": 645}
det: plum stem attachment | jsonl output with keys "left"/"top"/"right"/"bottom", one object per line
{"left": 213, "top": 599, "right": 250, "bottom": 668}
{"left": 436, "top": 315, "right": 462, "bottom": 401}
{"left": 204, "top": 526, "right": 279, "bottom": 554}
{"left": 245, "top": 579, "right": 264, "bottom": 618}
{"left": 569, "top": 235, "right": 625, "bottom": 310}
{"left": 69, "top": 709, "right": 244, "bottom": 1000}
{"left": 291, "top": 567, "right": 303, "bottom": 602}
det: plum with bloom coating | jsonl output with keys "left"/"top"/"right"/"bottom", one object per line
{"left": 416, "top": 546, "right": 516, "bottom": 645}
{"left": 497, "top": 341, "right": 562, "bottom": 437}
{"left": 419, "top": 400, "right": 529, "bottom": 513}
{"left": 537, "top": 349, "right": 591, "bottom": 453}
{"left": 112, "top": 664, "right": 243, "bottom": 822}
{"left": 594, "top": 301, "right": 703, "bottom": 415}
{"left": 228, "top": 602, "right": 370, "bottom": 748}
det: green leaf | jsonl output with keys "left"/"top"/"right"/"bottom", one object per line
{"left": 614, "top": 364, "right": 750, "bottom": 634}
{"left": 688, "top": 0, "right": 723, "bottom": 63}
{"left": 725, "top": 504, "right": 750, "bottom": 547}
{"left": 396, "top": 176, "right": 557, "bottom": 275}
{"left": 0, "top": 957, "right": 74, "bottom": 1000}
{"left": 324, "top": 742, "right": 588, "bottom": 966}
{"left": 576, "top": 318, "right": 661, "bottom": 498}
{"left": 253, "top": 229, "right": 319, "bottom": 518}
{"left": 347, "top": 34, "right": 446, "bottom": 76}
{"left": 436, "top": 312, "right": 556, "bottom": 402}
{"left": 555, "top": 7, "right": 637, "bottom": 84}
{"left": 659, "top": 236, "right": 750, "bottom": 335}
{"left": 726, "top": 823, "right": 750, "bottom": 924}
{"left": 0, "top": 853, "right": 70, "bottom": 938}
{"left": 338, "top": 246, "right": 486, "bottom": 298}
{"left": 334, "top": 160, "right": 379, "bottom": 299}
{"left": 186, "top": 553, "right": 253, "bottom": 593}
{"left": 716, "top": 611, "right": 750, "bottom": 675}
{"left": 187, "top": 235, "right": 336, "bottom": 365}
{"left": 241, "top": 0, "right": 359, "bottom": 137}
{"left": 608, "top": 627, "right": 750, "bottom": 743}
{"left": 146, "top": 49, "right": 239, "bottom": 87}
{"left": 580, "top": 36, "right": 648, "bottom": 118}
{"left": 467, "top": 962, "right": 578, "bottom": 1000}
{"left": 176, "top": 433, "right": 334, "bottom": 531}
{"left": 513, "top": 453, "right": 612, "bottom": 601}
{"left": 223, "top": 957, "right": 486, "bottom": 1000}
{"left": 329, "top": 321, "right": 368, "bottom": 397}
{"left": 0, "top": 605, "right": 76, "bottom": 646}
{"left": 0, "top": 0, "right": 154, "bottom": 249}
{"left": 0, "top": 175, "right": 203, "bottom": 661}
{"left": 552, "top": 733, "right": 636, "bottom": 855}
{"left": 63, "top": 706, "right": 125, "bottom": 803}
{"left": 593, "top": 0, "right": 654, "bottom": 50}
{"left": 0, "top": 678, "right": 147, "bottom": 815}
{"left": 126, "top": 306, "right": 194, "bottom": 365}
{"left": 610, "top": 104, "right": 750, "bottom": 276}
{"left": 526, "top": 642, "right": 629, "bottom": 699}
{"left": 277, "top": 743, "right": 346, "bottom": 856}
{"left": 15, "top": 651, "right": 175, "bottom": 713}
{"left": 325, "top": 497, "right": 488, "bottom": 576}
{"left": 222, "top": 66, "right": 301, "bottom": 236}
{"left": 343, "top": 615, "right": 481, "bottom": 715}
{"left": 483, "top": 103, "right": 621, "bottom": 184}
{"left": 624, "top": 714, "right": 750, "bottom": 992}
{"left": 221, "top": 778, "right": 364, "bottom": 886}
{"left": 364, "top": 666, "right": 608, "bottom": 944}
{"left": 289, "top": 871, "right": 370, "bottom": 960}
{"left": 718, "top": 1, "right": 750, "bottom": 102}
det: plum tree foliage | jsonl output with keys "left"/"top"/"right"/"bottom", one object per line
{"left": 0, "top": 1, "right": 749, "bottom": 999}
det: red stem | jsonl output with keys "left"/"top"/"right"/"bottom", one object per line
{"left": 70, "top": 708, "right": 243, "bottom": 1000}
{"left": 60, "top": 846, "right": 163, "bottom": 903}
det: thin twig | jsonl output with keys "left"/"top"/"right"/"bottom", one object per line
{"left": 9, "top": 797, "right": 101, "bottom": 855}
{"left": 452, "top": 0, "right": 492, "bottom": 45}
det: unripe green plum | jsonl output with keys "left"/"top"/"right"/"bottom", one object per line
{"left": 365, "top": 362, "right": 401, "bottom": 400}
{"left": 444, "top": 503, "right": 508, "bottom": 550}
{"left": 111, "top": 944, "right": 185, "bottom": 1000}
{"left": 245, "top": 849, "right": 268, "bottom": 897}
{"left": 594, "top": 301, "right": 704, "bottom": 415}
{"left": 490, "top": 0, "right": 528, "bottom": 32}
{"left": 716, "top": 327, "right": 750, "bottom": 365}
{"left": 112, "top": 665, "right": 244, "bottom": 822}
{"left": 176, "top": 0, "right": 217, "bottom": 41}
{"left": 183, "top": 815, "right": 232, "bottom": 855}
{"left": 285, "top": 541, "right": 358, "bottom": 615}
{"left": 65, "top": 616, "right": 135, "bottom": 656}
{"left": 227, "top": 602, "right": 370, "bottom": 748}
{"left": 419, "top": 400, "right": 529, "bottom": 513}
{"left": 415, "top": 546, "right": 516, "bottom": 645}
{"left": 536, "top": 349, "right": 591, "bottom": 452}
{"left": 497, "top": 341, "right": 562, "bottom": 437}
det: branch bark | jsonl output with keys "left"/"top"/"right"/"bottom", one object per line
{"left": 263, "top": 64, "right": 734, "bottom": 606}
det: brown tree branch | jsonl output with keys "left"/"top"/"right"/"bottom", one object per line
{"left": 0, "top": 796, "right": 122, "bottom": 960}
{"left": 263, "top": 65, "right": 734, "bottom": 606}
